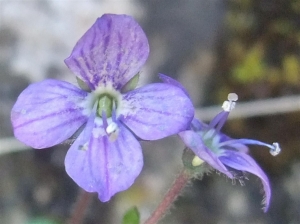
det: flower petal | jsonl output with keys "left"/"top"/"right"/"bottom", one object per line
{"left": 158, "top": 73, "right": 190, "bottom": 97}
{"left": 121, "top": 83, "right": 194, "bottom": 140}
{"left": 65, "top": 14, "right": 149, "bottom": 90}
{"left": 179, "top": 130, "right": 233, "bottom": 178}
{"left": 219, "top": 151, "right": 271, "bottom": 212}
{"left": 191, "top": 118, "right": 207, "bottom": 131}
{"left": 65, "top": 115, "right": 143, "bottom": 202}
{"left": 11, "top": 79, "right": 89, "bottom": 149}
{"left": 191, "top": 118, "right": 240, "bottom": 148}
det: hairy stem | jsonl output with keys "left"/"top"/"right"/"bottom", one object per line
{"left": 67, "top": 189, "right": 92, "bottom": 224}
{"left": 144, "top": 169, "right": 191, "bottom": 224}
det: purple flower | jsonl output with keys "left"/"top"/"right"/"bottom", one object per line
{"left": 11, "top": 14, "right": 194, "bottom": 202}
{"left": 159, "top": 74, "right": 280, "bottom": 212}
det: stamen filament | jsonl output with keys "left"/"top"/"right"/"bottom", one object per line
{"left": 107, "top": 102, "right": 119, "bottom": 141}
{"left": 218, "top": 139, "right": 281, "bottom": 156}
{"left": 112, "top": 100, "right": 117, "bottom": 122}
{"left": 208, "top": 111, "right": 227, "bottom": 129}
{"left": 214, "top": 112, "right": 229, "bottom": 133}
{"left": 101, "top": 111, "right": 108, "bottom": 130}
{"left": 205, "top": 93, "right": 238, "bottom": 137}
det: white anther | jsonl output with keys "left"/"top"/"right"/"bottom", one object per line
{"left": 192, "top": 156, "right": 204, "bottom": 167}
{"left": 222, "top": 101, "right": 236, "bottom": 112}
{"left": 222, "top": 93, "right": 239, "bottom": 112}
{"left": 228, "top": 93, "right": 238, "bottom": 101}
{"left": 270, "top": 142, "right": 281, "bottom": 156}
{"left": 106, "top": 122, "right": 118, "bottom": 134}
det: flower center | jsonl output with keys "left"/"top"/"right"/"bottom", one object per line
{"left": 91, "top": 83, "right": 123, "bottom": 119}
{"left": 88, "top": 84, "right": 123, "bottom": 141}
{"left": 200, "top": 129, "right": 222, "bottom": 154}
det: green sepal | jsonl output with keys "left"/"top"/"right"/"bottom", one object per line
{"left": 121, "top": 73, "right": 140, "bottom": 93}
{"left": 97, "top": 94, "right": 113, "bottom": 118}
{"left": 122, "top": 206, "right": 140, "bottom": 224}
{"left": 76, "top": 77, "right": 91, "bottom": 92}
{"left": 182, "top": 147, "right": 207, "bottom": 178}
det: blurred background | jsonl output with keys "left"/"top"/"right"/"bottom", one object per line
{"left": 1, "top": 0, "right": 300, "bottom": 223}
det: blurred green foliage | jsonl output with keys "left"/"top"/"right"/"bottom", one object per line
{"left": 26, "top": 217, "right": 60, "bottom": 224}
{"left": 216, "top": 0, "right": 300, "bottom": 101}
{"left": 232, "top": 44, "right": 266, "bottom": 83}
{"left": 212, "top": 0, "right": 300, "bottom": 175}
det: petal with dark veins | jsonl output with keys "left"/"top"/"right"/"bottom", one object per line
{"left": 65, "top": 113, "right": 143, "bottom": 202}
{"left": 11, "top": 79, "right": 89, "bottom": 149}
{"left": 121, "top": 83, "right": 194, "bottom": 140}
{"left": 65, "top": 14, "right": 149, "bottom": 90}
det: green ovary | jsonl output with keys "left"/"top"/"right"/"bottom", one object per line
{"left": 97, "top": 94, "right": 115, "bottom": 118}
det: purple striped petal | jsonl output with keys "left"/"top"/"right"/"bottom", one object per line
{"left": 179, "top": 130, "right": 233, "bottom": 178}
{"left": 65, "top": 114, "right": 143, "bottom": 202}
{"left": 158, "top": 73, "right": 190, "bottom": 97}
{"left": 11, "top": 79, "right": 89, "bottom": 149}
{"left": 121, "top": 83, "right": 194, "bottom": 140}
{"left": 219, "top": 151, "right": 271, "bottom": 212}
{"left": 64, "top": 14, "right": 149, "bottom": 90}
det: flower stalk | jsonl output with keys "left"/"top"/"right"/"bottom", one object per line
{"left": 144, "top": 169, "right": 191, "bottom": 224}
{"left": 67, "top": 189, "right": 93, "bottom": 224}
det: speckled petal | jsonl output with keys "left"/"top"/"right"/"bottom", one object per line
{"left": 121, "top": 83, "right": 194, "bottom": 140}
{"left": 11, "top": 79, "right": 89, "bottom": 149}
{"left": 65, "top": 114, "right": 143, "bottom": 202}
{"left": 179, "top": 130, "right": 233, "bottom": 178}
{"left": 219, "top": 150, "right": 271, "bottom": 212}
{"left": 64, "top": 14, "right": 149, "bottom": 90}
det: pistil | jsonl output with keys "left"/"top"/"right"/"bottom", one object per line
{"left": 97, "top": 94, "right": 114, "bottom": 117}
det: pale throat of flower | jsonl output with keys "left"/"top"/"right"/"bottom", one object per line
{"left": 87, "top": 83, "right": 123, "bottom": 142}
{"left": 78, "top": 74, "right": 140, "bottom": 143}
{"left": 192, "top": 93, "right": 281, "bottom": 167}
